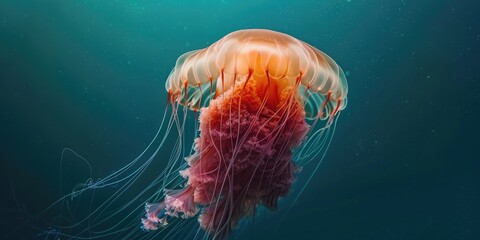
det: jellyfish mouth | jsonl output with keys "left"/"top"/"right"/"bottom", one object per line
{"left": 251, "top": 77, "right": 277, "bottom": 110}
{"left": 196, "top": 79, "right": 309, "bottom": 235}
{"left": 229, "top": 70, "right": 294, "bottom": 110}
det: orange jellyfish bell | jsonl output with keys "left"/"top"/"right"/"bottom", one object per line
{"left": 165, "top": 29, "right": 348, "bottom": 121}
{"left": 144, "top": 29, "right": 348, "bottom": 239}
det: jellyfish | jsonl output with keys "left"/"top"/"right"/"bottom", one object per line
{"left": 140, "top": 29, "right": 348, "bottom": 239}
{"left": 35, "top": 29, "right": 347, "bottom": 240}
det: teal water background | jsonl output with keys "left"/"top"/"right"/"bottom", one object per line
{"left": 1, "top": 0, "right": 479, "bottom": 239}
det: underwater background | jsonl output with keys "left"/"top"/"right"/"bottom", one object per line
{"left": 1, "top": 0, "right": 479, "bottom": 239}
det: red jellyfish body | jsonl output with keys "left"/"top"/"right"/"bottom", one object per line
{"left": 142, "top": 29, "right": 348, "bottom": 239}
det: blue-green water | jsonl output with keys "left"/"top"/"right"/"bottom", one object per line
{"left": 1, "top": 0, "right": 479, "bottom": 239}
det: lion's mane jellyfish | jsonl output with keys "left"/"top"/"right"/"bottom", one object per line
{"left": 142, "top": 29, "right": 348, "bottom": 238}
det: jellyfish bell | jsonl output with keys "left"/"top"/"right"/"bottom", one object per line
{"left": 143, "top": 29, "right": 348, "bottom": 238}
{"left": 166, "top": 29, "right": 347, "bottom": 121}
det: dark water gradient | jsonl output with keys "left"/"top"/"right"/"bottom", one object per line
{"left": 1, "top": 0, "right": 479, "bottom": 239}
